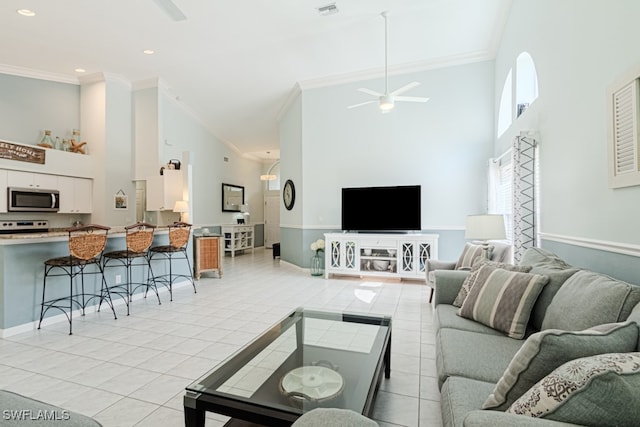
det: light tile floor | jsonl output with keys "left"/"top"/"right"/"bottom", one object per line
{"left": 0, "top": 248, "right": 441, "bottom": 427}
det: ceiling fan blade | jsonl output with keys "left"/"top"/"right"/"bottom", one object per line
{"left": 390, "top": 82, "right": 421, "bottom": 96}
{"left": 152, "top": 0, "right": 187, "bottom": 21}
{"left": 357, "top": 88, "right": 384, "bottom": 97}
{"left": 394, "top": 96, "right": 430, "bottom": 103}
{"left": 347, "top": 100, "right": 378, "bottom": 109}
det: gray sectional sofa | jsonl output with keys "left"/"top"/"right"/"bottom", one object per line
{"left": 433, "top": 247, "right": 640, "bottom": 427}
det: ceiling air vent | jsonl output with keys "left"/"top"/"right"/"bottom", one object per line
{"left": 317, "top": 3, "right": 339, "bottom": 16}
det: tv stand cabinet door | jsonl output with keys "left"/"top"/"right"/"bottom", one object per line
{"left": 325, "top": 236, "right": 358, "bottom": 276}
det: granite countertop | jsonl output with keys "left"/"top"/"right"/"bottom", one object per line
{"left": 0, "top": 225, "right": 175, "bottom": 242}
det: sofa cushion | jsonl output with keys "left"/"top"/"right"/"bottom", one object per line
{"left": 482, "top": 321, "right": 638, "bottom": 411}
{"left": 436, "top": 328, "right": 524, "bottom": 388}
{"left": 292, "top": 408, "right": 378, "bottom": 426}
{"left": 458, "top": 267, "right": 549, "bottom": 339}
{"left": 542, "top": 270, "right": 640, "bottom": 331}
{"left": 455, "top": 243, "right": 487, "bottom": 270}
{"left": 507, "top": 352, "right": 640, "bottom": 425}
{"left": 529, "top": 268, "right": 580, "bottom": 331}
{"left": 452, "top": 261, "right": 532, "bottom": 307}
{"left": 435, "top": 305, "right": 505, "bottom": 336}
{"left": 440, "top": 376, "right": 495, "bottom": 427}
{"left": 519, "top": 247, "right": 573, "bottom": 270}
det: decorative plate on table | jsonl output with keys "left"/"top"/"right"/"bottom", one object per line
{"left": 281, "top": 366, "right": 344, "bottom": 402}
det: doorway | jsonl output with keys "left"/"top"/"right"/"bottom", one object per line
{"left": 264, "top": 191, "right": 280, "bottom": 248}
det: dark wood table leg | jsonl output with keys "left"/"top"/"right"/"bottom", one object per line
{"left": 384, "top": 332, "right": 391, "bottom": 379}
{"left": 184, "top": 406, "right": 205, "bottom": 427}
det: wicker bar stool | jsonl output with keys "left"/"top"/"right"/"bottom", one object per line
{"left": 102, "top": 222, "right": 159, "bottom": 315}
{"left": 148, "top": 221, "right": 196, "bottom": 301}
{"left": 38, "top": 224, "right": 117, "bottom": 335}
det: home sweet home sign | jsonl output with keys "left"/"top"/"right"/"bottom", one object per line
{"left": 0, "top": 141, "right": 45, "bottom": 164}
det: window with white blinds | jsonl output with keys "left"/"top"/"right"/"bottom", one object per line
{"left": 488, "top": 154, "right": 513, "bottom": 243}
{"left": 608, "top": 74, "right": 640, "bottom": 188}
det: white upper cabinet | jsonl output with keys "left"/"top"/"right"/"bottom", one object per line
{"left": 7, "top": 170, "right": 56, "bottom": 189}
{"left": 57, "top": 176, "right": 93, "bottom": 214}
{"left": 146, "top": 170, "right": 183, "bottom": 211}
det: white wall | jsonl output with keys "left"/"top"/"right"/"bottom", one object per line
{"left": 300, "top": 61, "right": 495, "bottom": 230}
{"left": 159, "top": 92, "right": 264, "bottom": 227}
{"left": 496, "top": 0, "right": 640, "bottom": 246}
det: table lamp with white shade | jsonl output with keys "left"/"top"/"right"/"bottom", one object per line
{"left": 173, "top": 200, "right": 189, "bottom": 222}
{"left": 465, "top": 214, "right": 507, "bottom": 259}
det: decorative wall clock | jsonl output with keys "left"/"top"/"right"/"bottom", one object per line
{"left": 283, "top": 179, "right": 295, "bottom": 210}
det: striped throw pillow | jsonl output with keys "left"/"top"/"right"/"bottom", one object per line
{"left": 458, "top": 266, "right": 549, "bottom": 339}
{"left": 455, "top": 243, "right": 490, "bottom": 270}
{"left": 452, "top": 261, "right": 532, "bottom": 307}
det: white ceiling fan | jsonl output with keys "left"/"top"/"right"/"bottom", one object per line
{"left": 152, "top": 0, "right": 187, "bottom": 21}
{"left": 348, "top": 11, "right": 429, "bottom": 113}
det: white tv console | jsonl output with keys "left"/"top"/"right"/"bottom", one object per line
{"left": 323, "top": 233, "right": 439, "bottom": 280}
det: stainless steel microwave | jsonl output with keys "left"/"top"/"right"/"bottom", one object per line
{"left": 8, "top": 187, "right": 60, "bottom": 212}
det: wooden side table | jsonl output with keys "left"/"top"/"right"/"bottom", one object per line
{"left": 194, "top": 235, "right": 223, "bottom": 279}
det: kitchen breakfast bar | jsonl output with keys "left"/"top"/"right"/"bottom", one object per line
{"left": 0, "top": 228, "right": 193, "bottom": 336}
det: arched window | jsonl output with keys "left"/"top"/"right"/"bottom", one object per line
{"left": 515, "top": 52, "right": 539, "bottom": 117}
{"left": 497, "top": 69, "right": 513, "bottom": 138}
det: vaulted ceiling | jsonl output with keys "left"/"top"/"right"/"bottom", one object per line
{"left": 0, "top": 0, "right": 512, "bottom": 159}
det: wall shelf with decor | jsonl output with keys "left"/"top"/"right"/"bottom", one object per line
{"left": 0, "top": 139, "right": 94, "bottom": 178}
{"left": 323, "top": 233, "right": 438, "bottom": 280}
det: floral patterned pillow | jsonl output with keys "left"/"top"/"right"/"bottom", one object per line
{"left": 507, "top": 352, "right": 640, "bottom": 424}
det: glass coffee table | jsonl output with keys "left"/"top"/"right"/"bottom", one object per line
{"left": 184, "top": 308, "right": 392, "bottom": 426}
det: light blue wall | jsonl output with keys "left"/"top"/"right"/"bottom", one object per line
{"left": 0, "top": 73, "right": 80, "bottom": 145}
{"left": 159, "top": 93, "right": 263, "bottom": 227}
{"left": 279, "top": 92, "right": 304, "bottom": 262}
{"left": 497, "top": 0, "right": 640, "bottom": 245}
{"left": 280, "top": 61, "right": 494, "bottom": 266}
{"left": 496, "top": 0, "right": 640, "bottom": 280}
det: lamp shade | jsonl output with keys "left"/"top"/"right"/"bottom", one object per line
{"left": 173, "top": 200, "right": 189, "bottom": 213}
{"left": 465, "top": 214, "right": 506, "bottom": 240}
{"left": 260, "top": 174, "right": 277, "bottom": 181}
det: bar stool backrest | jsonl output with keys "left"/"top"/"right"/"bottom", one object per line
{"left": 126, "top": 222, "right": 156, "bottom": 253}
{"left": 68, "top": 224, "right": 110, "bottom": 260}
{"left": 169, "top": 222, "right": 191, "bottom": 249}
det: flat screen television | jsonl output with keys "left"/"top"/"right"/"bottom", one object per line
{"left": 341, "top": 185, "right": 421, "bottom": 232}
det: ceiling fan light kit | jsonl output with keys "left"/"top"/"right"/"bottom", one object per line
{"left": 348, "top": 11, "right": 429, "bottom": 113}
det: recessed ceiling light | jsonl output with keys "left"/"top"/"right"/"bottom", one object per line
{"left": 17, "top": 9, "right": 36, "bottom": 17}
{"left": 75, "top": 68, "right": 86, "bottom": 73}
{"left": 143, "top": 49, "right": 155, "bottom": 55}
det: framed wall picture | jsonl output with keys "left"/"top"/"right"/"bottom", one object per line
{"left": 114, "top": 191, "right": 128, "bottom": 210}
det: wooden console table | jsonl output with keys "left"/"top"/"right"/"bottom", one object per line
{"left": 194, "top": 235, "right": 223, "bottom": 279}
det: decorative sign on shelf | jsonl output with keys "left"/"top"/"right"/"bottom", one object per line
{"left": 0, "top": 140, "right": 46, "bottom": 164}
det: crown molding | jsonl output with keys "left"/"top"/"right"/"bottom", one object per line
{"left": 276, "top": 82, "right": 302, "bottom": 122}
{"left": 298, "top": 50, "right": 494, "bottom": 90}
{"left": 0, "top": 63, "right": 79, "bottom": 85}
{"left": 77, "top": 72, "right": 132, "bottom": 89}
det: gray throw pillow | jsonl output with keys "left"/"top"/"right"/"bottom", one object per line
{"left": 507, "top": 352, "right": 640, "bottom": 426}
{"left": 483, "top": 321, "right": 639, "bottom": 411}
{"left": 452, "top": 261, "right": 532, "bottom": 307}
{"left": 457, "top": 266, "right": 548, "bottom": 339}
{"left": 542, "top": 270, "right": 640, "bottom": 331}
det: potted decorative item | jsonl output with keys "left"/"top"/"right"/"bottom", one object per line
{"left": 310, "top": 238, "right": 325, "bottom": 277}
